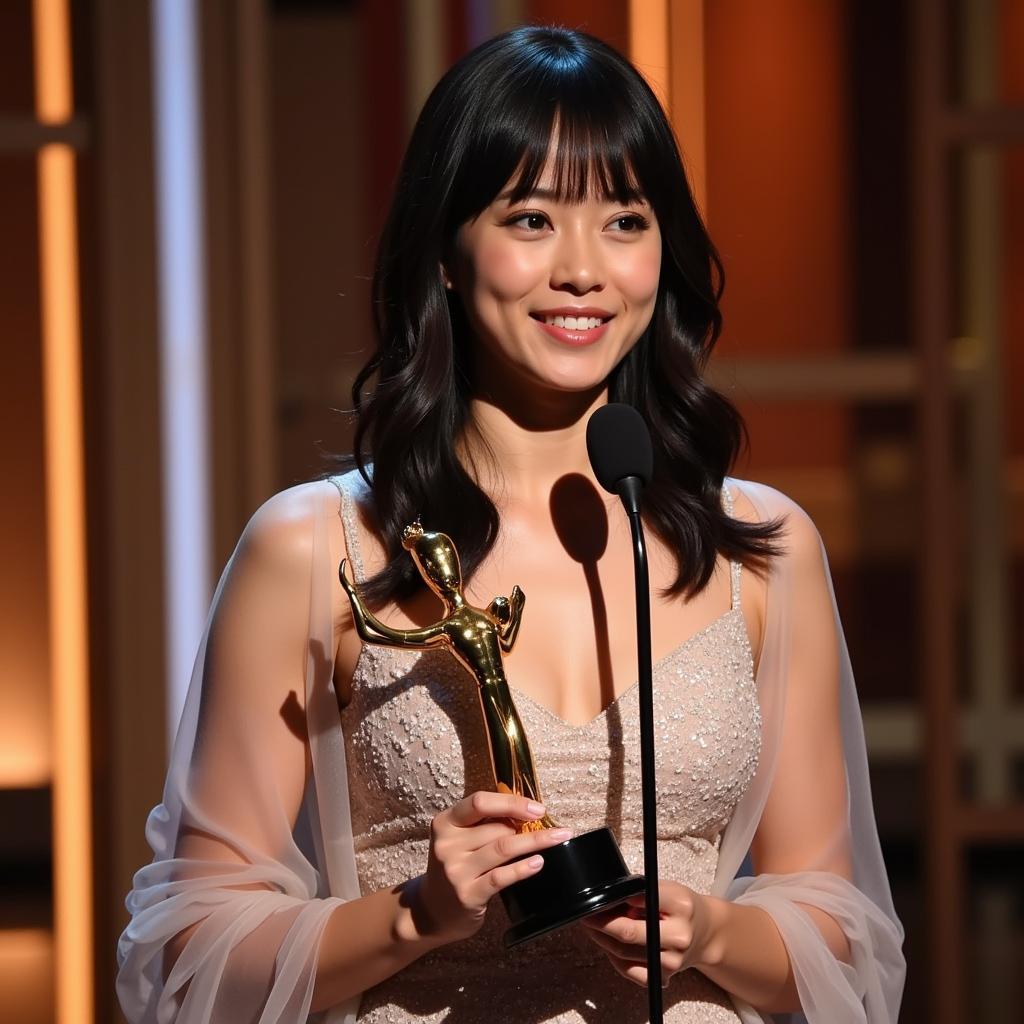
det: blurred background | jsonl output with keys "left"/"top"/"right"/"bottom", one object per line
{"left": 1, "top": 0, "right": 1022, "bottom": 1021}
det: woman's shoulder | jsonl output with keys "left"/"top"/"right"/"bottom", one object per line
{"left": 243, "top": 468, "right": 370, "bottom": 536}
{"left": 725, "top": 475, "right": 824, "bottom": 561}
{"left": 325, "top": 466, "right": 372, "bottom": 501}
{"left": 234, "top": 477, "right": 355, "bottom": 579}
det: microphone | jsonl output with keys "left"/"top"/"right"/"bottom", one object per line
{"left": 586, "top": 403, "right": 663, "bottom": 1024}
{"left": 585, "top": 403, "right": 653, "bottom": 515}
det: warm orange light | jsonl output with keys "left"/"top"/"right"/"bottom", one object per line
{"left": 0, "top": 929, "right": 54, "bottom": 1024}
{"left": 668, "top": 0, "right": 707, "bottom": 216}
{"left": 0, "top": 677, "right": 51, "bottom": 787}
{"left": 33, "top": 0, "right": 94, "bottom": 1022}
{"left": 33, "top": 0, "right": 72, "bottom": 123}
{"left": 629, "top": 0, "right": 670, "bottom": 111}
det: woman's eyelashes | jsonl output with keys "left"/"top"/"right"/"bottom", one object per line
{"left": 501, "top": 210, "right": 651, "bottom": 234}
{"left": 608, "top": 213, "right": 650, "bottom": 233}
{"left": 504, "top": 211, "right": 550, "bottom": 232}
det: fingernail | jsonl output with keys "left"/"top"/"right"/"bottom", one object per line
{"left": 549, "top": 829, "right": 572, "bottom": 841}
{"left": 527, "top": 801, "right": 545, "bottom": 816}
{"left": 527, "top": 855, "right": 544, "bottom": 868}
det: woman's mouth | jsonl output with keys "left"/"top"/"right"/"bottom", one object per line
{"left": 529, "top": 312, "right": 613, "bottom": 347}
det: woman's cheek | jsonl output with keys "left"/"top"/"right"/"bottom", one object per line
{"left": 474, "top": 239, "right": 540, "bottom": 299}
{"left": 619, "top": 245, "right": 662, "bottom": 306}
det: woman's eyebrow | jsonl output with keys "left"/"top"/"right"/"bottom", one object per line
{"left": 495, "top": 187, "right": 559, "bottom": 203}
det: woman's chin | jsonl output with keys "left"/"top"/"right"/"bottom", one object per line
{"left": 522, "top": 369, "right": 611, "bottom": 401}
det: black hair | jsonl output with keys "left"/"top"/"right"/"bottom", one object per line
{"left": 333, "top": 25, "right": 782, "bottom": 603}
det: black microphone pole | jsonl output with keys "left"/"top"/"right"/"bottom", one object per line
{"left": 587, "top": 406, "right": 663, "bottom": 1024}
{"left": 620, "top": 475, "right": 663, "bottom": 1024}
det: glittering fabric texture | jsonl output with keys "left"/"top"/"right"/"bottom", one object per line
{"left": 335, "top": 480, "right": 760, "bottom": 1022}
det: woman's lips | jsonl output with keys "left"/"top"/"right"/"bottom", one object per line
{"left": 530, "top": 316, "right": 612, "bottom": 347}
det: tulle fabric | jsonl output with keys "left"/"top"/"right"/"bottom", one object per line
{"left": 116, "top": 484, "right": 363, "bottom": 1023}
{"left": 713, "top": 480, "right": 905, "bottom": 1023}
{"left": 115, "top": 476, "right": 905, "bottom": 1023}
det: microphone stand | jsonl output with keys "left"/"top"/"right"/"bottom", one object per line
{"left": 616, "top": 475, "right": 663, "bottom": 1024}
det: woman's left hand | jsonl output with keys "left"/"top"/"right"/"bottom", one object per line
{"left": 578, "top": 880, "right": 716, "bottom": 988}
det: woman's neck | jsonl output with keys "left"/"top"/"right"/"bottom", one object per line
{"left": 462, "top": 388, "right": 608, "bottom": 506}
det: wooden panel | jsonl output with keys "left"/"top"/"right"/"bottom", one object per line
{"left": 92, "top": 3, "right": 165, "bottom": 1021}
{"left": 668, "top": 0, "right": 706, "bottom": 214}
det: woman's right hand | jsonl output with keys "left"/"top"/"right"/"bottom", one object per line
{"left": 412, "top": 791, "right": 572, "bottom": 945}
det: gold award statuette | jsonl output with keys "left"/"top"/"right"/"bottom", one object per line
{"left": 339, "top": 521, "right": 643, "bottom": 947}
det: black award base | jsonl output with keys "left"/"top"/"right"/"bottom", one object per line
{"left": 499, "top": 826, "right": 645, "bottom": 948}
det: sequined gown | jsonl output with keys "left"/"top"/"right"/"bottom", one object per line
{"left": 333, "top": 479, "right": 761, "bottom": 1023}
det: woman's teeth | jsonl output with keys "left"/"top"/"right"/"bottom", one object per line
{"left": 542, "top": 315, "right": 605, "bottom": 330}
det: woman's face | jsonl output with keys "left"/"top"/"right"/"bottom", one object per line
{"left": 449, "top": 159, "right": 662, "bottom": 400}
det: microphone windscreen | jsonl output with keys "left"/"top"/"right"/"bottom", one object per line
{"left": 586, "top": 403, "right": 654, "bottom": 493}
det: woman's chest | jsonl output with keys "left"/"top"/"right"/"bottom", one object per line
{"left": 336, "top": 525, "right": 754, "bottom": 727}
{"left": 340, "top": 612, "right": 761, "bottom": 843}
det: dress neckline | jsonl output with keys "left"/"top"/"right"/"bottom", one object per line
{"left": 507, "top": 607, "right": 751, "bottom": 730}
{"left": 352, "top": 605, "right": 753, "bottom": 732}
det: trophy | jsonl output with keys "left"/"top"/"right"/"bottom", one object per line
{"left": 338, "top": 521, "right": 644, "bottom": 947}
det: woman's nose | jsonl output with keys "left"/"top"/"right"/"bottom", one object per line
{"left": 549, "top": 227, "right": 604, "bottom": 294}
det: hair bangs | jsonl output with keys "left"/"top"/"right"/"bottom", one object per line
{"left": 449, "top": 68, "right": 648, "bottom": 231}
{"left": 502, "top": 103, "right": 646, "bottom": 207}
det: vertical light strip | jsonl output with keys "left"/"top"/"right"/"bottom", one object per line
{"left": 629, "top": 0, "right": 670, "bottom": 111}
{"left": 668, "top": 0, "right": 708, "bottom": 216}
{"left": 152, "top": 0, "right": 212, "bottom": 738}
{"left": 403, "top": 0, "right": 445, "bottom": 134}
{"left": 32, "top": 1, "right": 93, "bottom": 1022}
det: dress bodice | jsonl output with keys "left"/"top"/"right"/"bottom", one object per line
{"left": 332, "top": 477, "right": 761, "bottom": 1023}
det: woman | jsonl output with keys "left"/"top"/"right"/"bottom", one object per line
{"left": 117, "top": 26, "right": 905, "bottom": 1023}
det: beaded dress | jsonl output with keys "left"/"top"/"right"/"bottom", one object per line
{"left": 334, "top": 478, "right": 760, "bottom": 1023}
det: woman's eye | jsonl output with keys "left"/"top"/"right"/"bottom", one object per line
{"left": 507, "top": 212, "right": 549, "bottom": 232}
{"left": 609, "top": 214, "right": 649, "bottom": 232}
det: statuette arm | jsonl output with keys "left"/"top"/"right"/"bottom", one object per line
{"left": 339, "top": 559, "right": 446, "bottom": 650}
{"left": 490, "top": 585, "right": 525, "bottom": 654}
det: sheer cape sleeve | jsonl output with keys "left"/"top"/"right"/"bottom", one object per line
{"left": 116, "top": 481, "right": 363, "bottom": 1023}
{"left": 115, "top": 472, "right": 905, "bottom": 1023}
{"left": 712, "top": 479, "right": 906, "bottom": 1023}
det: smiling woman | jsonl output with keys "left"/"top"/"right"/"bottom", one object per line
{"left": 115, "top": 24, "right": 905, "bottom": 1024}
{"left": 450, "top": 175, "right": 661, "bottom": 393}
{"left": 349, "top": 28, "right": 781, "bottom": 611}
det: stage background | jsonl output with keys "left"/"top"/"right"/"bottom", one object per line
{"left": 1, "top": 1, "right": 1022, "bottom": 1021}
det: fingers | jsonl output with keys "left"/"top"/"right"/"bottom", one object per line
{"left": 593, "top": 942, "right": 687, "bottom": 989}
{"left": 421, "top": 794, "right": 572, "bottom": 944}
{"left": 581, "top": 905, "right": 692, "bottom": 987}
{"left": 606, "top": 955, "right": 653, "bottom": 988}
{"left": 457, "top": 820, "right": 517, "bottom": 851}
{"left": 468, "top": 826, "right": 571, "bottom": 877}
{"left": 585, "top": 921, "right": 647, "bottom": 962}
{"left": 626, "top": 884, "right": 693, "bottom": 916}
{"left": 468, "top": 851, "right": 548, "bottom": 900}
{"left": 581, "top": 903, "right": 644, "bottom": 930}
{"left": 586, "top": 910, "right": 692, "bottom": 950}
{"left": 446, "top": 791, "right": 547, "bottom": 829}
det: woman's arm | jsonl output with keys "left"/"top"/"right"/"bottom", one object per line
{"left": 694, "top": 501, "right": 852, "bottom": 1012}
{"left": 309, "top": 878, "right": 443, "bottom": 1012}
{"left": 581, "top": 499, "right": 851, "bottom": 1014}
{"left": 130, "top": 484, "right": 444, "bottom": 1022}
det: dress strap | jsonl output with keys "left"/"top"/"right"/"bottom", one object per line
{"left": 721, "top": 481, "right": 742, "bottom": 611}
{"left": 328, "top": 474, "right": 367, "bottom": 583}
